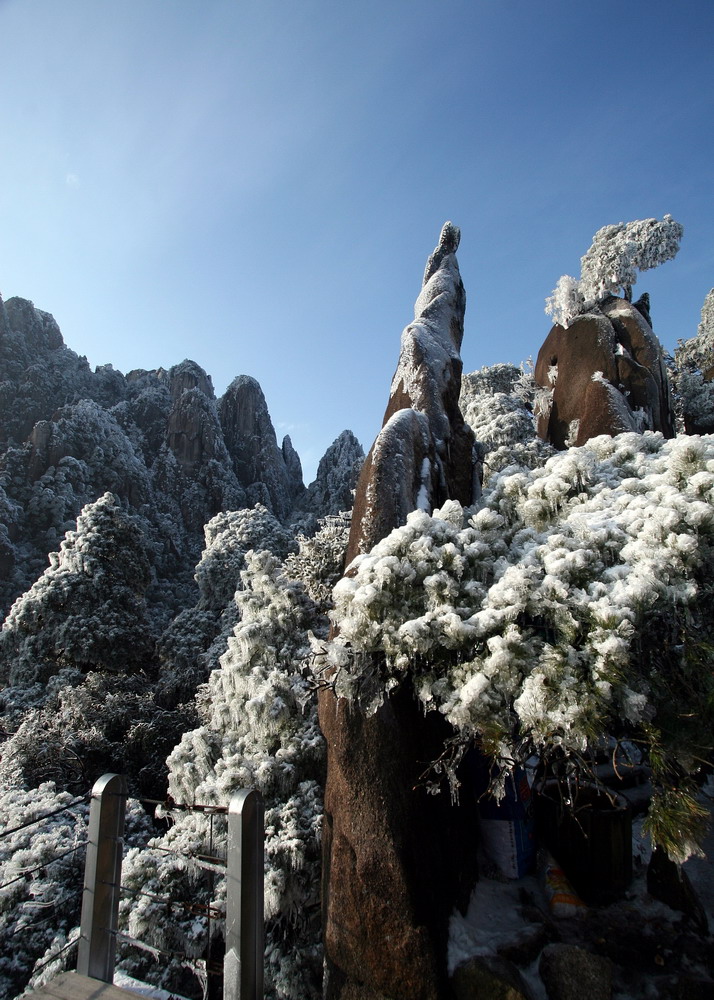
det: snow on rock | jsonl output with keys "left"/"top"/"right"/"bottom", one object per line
{"left": 347, "top": 221, "right": 477, "bottom": 565}
{"left": 318, "top": 223, "right": 480, "bottom": 1000}
{"left": 0, "top": 296, "right": 114, "bottom": 446}
{"left": 26, "top": 398, "right": 151, "bottom": 504}
{"left": 535, "top": 296, "right": 675, "bottom": 448}
{"left": 168, "top": 359, "right": 215, "bottom": 401}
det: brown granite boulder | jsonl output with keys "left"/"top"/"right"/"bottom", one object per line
{"left": 538, "top": 944, "right": 613, "bottom": 1000}
{"left": 535, "top": 296, "right": 675, "bottom": 449}
{"left": 451, "top": 955, "right": 536, "bottom": 1000}
{"left": 319, "top": 223, "right": 480, "bottom": 1000}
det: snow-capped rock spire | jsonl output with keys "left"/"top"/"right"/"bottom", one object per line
{"left": 345, "top": 221, "right": 476, "bottom": 565}
{"left": 319, "top": 224, "right": 479, "bottom": 1000}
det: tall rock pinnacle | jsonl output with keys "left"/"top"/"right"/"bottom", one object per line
{"left": 346, "top": 221, "right": 477, "bottom": 566}
{"left": 319, "top": 224, "right": 479, "bottom": 1000}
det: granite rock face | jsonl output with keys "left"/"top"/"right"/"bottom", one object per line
{"left": 166, "top": 388, "right": 229, "bottom": 473}
{"left": 298, "top": 429, "right": 364, "bottom": 519}
{"left": 168, "top": 358, "right": 215, "bottom": 402}
{"left": 451, "top": 955, "right": 535, "bottom": 1000}
{"left": 535, "top": 295, "right": 675, "bottom": 448}
{"left": 0, "top": 294, "right": 106, "bottom": 444}
{"left": 281, "top": 434, "right": 306, "bottom": 507}
{"left": 319, "top": 223, "right": 479, "bottom": 1000}
{"left": 218, "top": 374, "right": 298, "bottom": 520}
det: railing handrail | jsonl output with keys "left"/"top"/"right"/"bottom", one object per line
{"left": 75, "top": 774, "right": 265, "bottom": 1000}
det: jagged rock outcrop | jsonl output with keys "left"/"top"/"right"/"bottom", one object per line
{"left": 168, "top": 358, "right": 215, "bottom": 401}
{"left": 281, "top": 434, "right": 306, "bottom": 506}
{"left": 4, "top": 296, "right": 64, "bottom": 355}
{"left": 535, "top": 295, "right": 675, "bottom": 448}
{"left": 0, "top": 294, "right": 102, "bottom": 445}
{"left": 166, "top": 386, "right": 227, "bottom": 472}
{"left": 0, "top": 293, "right": 9, "bottom": 339}
{"left": 218, "top": 374, "right": 300, "bottom": 520}
{"left": 319, "top": 223, "right": 479, "bottom": 1000}
{"left": 158, "top": 382, "right": 246, "bottom": 533}
{"left": 114, "top": 368, "right": 172, "bottom": 463}
{"left": 0, "top": 288, "right": 367, "bottom": 635}
{"left": 25, "top": 399, "right": 150, "bottom": 506}
{"left": 298, "top": 429, "right": 364, "bottom": 518}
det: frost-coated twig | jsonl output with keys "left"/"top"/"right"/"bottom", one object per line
{"left": 0, "top": 794, "right": 88, "bottom": 839}
{"left": 0, "top": 841, "right": 87, "bottom": 890}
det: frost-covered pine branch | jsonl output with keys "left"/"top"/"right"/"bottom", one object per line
{"left": 545, "top": 215, "right": 684, "bottom": 328}
{"left": 324, "top": 432, "right": 714, "bottom": 861}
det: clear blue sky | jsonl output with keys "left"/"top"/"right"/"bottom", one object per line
{"left": 1, "top": 0, "right": 712, "bottom": 481}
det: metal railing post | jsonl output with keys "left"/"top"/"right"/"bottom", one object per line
{"left": 224, "top": 789, "right": 264, "bottom": 1000}
{"left": 76, "top": 773, "right": 127, "bottom": 982}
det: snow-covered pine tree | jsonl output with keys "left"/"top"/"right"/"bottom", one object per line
{"left": 321, "top": 431, "right": 714, "bottom": 862}
{"left": 0, "top": 492, "right": 155, "bottom": 687}
{"left": 119, "top": 544, "right": 330, "bottom": 1000}
{"left": 459, "top": 363, "right": 554, "bottom": 483}
{"left": 155, "top": 504, "right": 297, "bottom": 708}
{"left": 672, "top": 288, "right": 714, "bottom": 433}
{"left": 546, "top": 215, "right": 684, "bottom": 327}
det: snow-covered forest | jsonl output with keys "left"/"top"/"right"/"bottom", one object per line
{"left": 2, "top": 217, "right": 714, "bottom": 1000}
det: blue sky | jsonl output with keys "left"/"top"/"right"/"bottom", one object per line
{"left": 1, "top": 0, "right": 712, "bottom": 482}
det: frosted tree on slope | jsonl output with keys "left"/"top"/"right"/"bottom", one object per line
{"left": 672, "top": 287, "right": 714, "bottom": 433}
{"left": 546, "top": 215, "right": 684, "bottom": 327}
{"left": 155, "top": 503, "right": 296, "bottom": 707}
{"left": 0, "top": 493, "right": 154, "bottom": 686}
{"left": 119, "top": 547, "right": 328, "bottom": 1000}
{"left": 459, "top": 363, "right": 553, "bottom": 483}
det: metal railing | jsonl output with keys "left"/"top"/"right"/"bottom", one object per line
{"left": 0, "top": 791, "right": 89, "bottom": 978}
{"left": 77, "top": 774, "right": 265, "bottom": 1000}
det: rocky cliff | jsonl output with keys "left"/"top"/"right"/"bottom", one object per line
{"left": 0, "top": 292, "right": 362, "bottom": 620}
